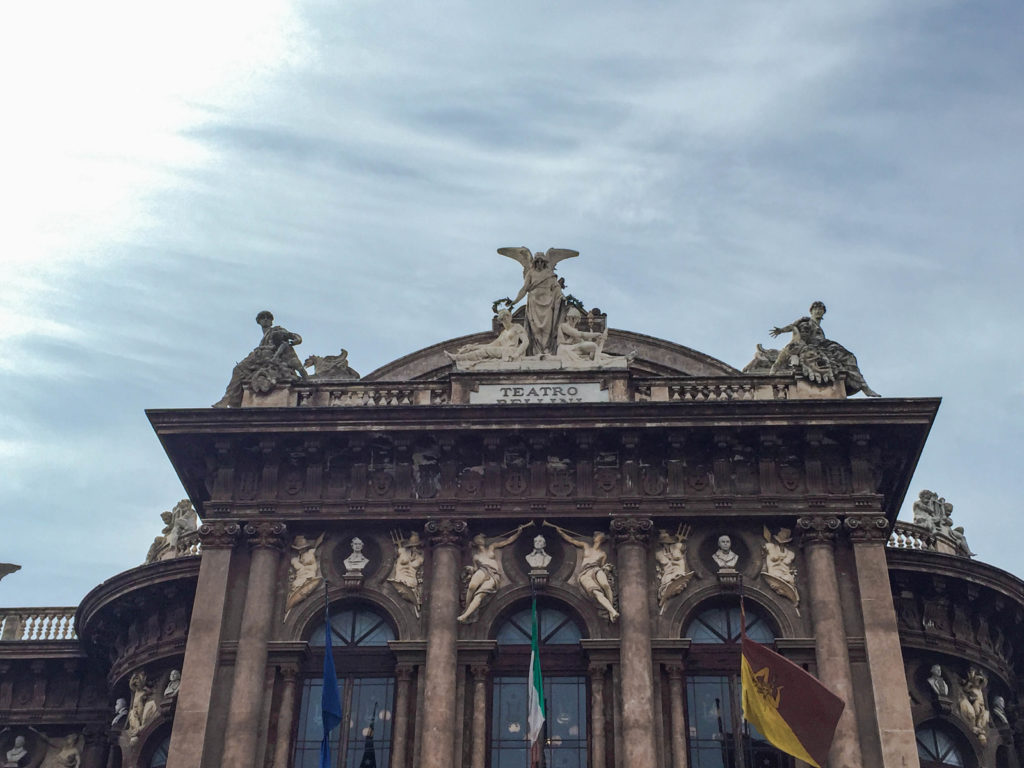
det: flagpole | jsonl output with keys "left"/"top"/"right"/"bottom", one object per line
{"left": 320, "top": 578, "right": 343, "bottom": 768}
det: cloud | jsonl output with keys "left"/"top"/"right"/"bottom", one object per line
{"left": 2, "top": 0, "right": 1023, "bottom": 601}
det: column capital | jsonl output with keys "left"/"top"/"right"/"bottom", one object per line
{"left": 425, "top": 519, "right": 468, "bottom": 548}
{"left": 664, "top": 663, "right": 684, "bottom": 681}
{"left": 610, "top": 516, "right": 653, "bottom": 546}
{"left": 588, "top": 662, "right": 607, "bottom": 680}
{"left": 198, "top": 521, "right": 242, "bottom": 549}
{"left": 279, "top": 664, "right": 300, "bottom": 682}
{"left": 797, "top": 515, "right": 841, "bottom": 545}
{"left": 244, "top": 521, "right": 289, "bottom": 550}
{"left": 470, "top": 664, "right": 490, "bottom": 681}
{"left": 844, "top": 515, "right": 890, "bottom": 543}
{"left": 396, "top": 665, "right": 415, "bottom": 682}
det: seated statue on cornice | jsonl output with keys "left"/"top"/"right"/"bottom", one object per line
{"left": 754, "top": 301, "right": 880, "bottom": 397}
{"left": 445, "top": 308, "right": 528, "bottom": 368}
{"left": 213, "top": 310, "right": 307, "bottom": 408}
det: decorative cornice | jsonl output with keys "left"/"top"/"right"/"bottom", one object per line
{"left": 797, "top": 515, "right": 841, "bottom": 545}
{"left": 243, "top": 522, "right": 289, "bottom": 551}
{"left": 425, "top": 519, "right": 467, "bottom": 548}
{"left": 610, "top": 516, "right": 653, "bottom": 546}
{"left": 845, "top": 515, "right": 890, "bottom": 543}
{"left": 198, "top": 522, "right": 242, "bottom": 549}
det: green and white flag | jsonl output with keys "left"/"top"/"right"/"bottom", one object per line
{"left": 528, "top": 597, "right": 546, "bottom": 754}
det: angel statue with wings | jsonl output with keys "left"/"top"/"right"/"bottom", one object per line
{"left": 498, "top": 247, "right": 579, "bottom": 356}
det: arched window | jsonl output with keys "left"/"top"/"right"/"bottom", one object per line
{"left": 916, "top": 724, "right": 967, "bottom": 767}
{"left": 294, "top": 604, "right": 397, "bottom": 768}
{"left": 146, "top": 735, "right": 170, "bottom": 768}
{"left": 491, "top": 603, "right": 587, "bottom": 767}
{"left": 683, "top": 601, "right": 790, "bottom": 768}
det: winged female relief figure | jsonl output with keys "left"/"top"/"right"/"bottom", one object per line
{"left": 498, "top": 247, "right": 579, "bottom": 356}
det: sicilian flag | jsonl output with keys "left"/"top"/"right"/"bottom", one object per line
{"left": 528, "top": 597, "right": 546, "bottom": 768}
{"left": 740, "top": 632, "right": 844, "bottom": 768}
{"left": 320, "top": 602, "right": 343, "bottom": 768}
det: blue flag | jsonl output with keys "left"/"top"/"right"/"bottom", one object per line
{"left": 320, "top": 607, "right": 343, "bottom": 768}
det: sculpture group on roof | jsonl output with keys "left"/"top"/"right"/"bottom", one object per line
{"left": 208, "top": 253, "right": 885, "bottom": 400}
{"left": 744, "top": 300, "right": 880, "bottom": 397}
{"left": 444, "top": 247, "right": 630, "bottom": 371}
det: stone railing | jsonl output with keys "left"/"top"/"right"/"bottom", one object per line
{"left": 285, "top": 382, "right": 450, "bottom": 408}
{"left": 888, "top": 521, "right": 935, "bottom": 551}
{"left": 0, "top": 607, "right": 77, "bottom": 641}
{"left": 886, "top": 520, "right": 973, "bottom": 557}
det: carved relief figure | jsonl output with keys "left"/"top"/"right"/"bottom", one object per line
{"left": 543, "top": 522, "right": 619, "bottom": 622}
{"left": 713, "top": 535, "right": 739, "bottom": 571}
{"left": 145, "top": 500, "right": 199, "bottom": 563}
{"left": 4, "top": 735, "right": 28, "bottom": 767}
{"left": 655, "top": 526, "right": 694, "bottom": 615}
{"left": 213, "top": 310, "right": 307, "bottom": 408}
{"left": 444, "top": 308, "right": 528, "bottom": 368}
{"left": 992, "top": 695, "right": 1009, "bottom": 726}
{"left": 387, "top": 531, "right": 425, "bottom": 617}
{"left": 343, "top": 537, "right": 370, "bottom": 575}
{"left": 927, "top": 665, "right": 949, "bottom": 697}
{"left": 286, "top": 533, "right": 325, "bottom": 615}
{"left": 28, "top": 730, "right": 83, "bottom": 768}
{"left": 556, "top": 307, "right": 612, "bottom": 367}
{"left": 498, "top": 246, "right": 579, "bottom": 355}
{"left": 111, "top": 698, "right": 129, "bottom": 727}
{"left": 958, "top": 667, "right": 990, "bottom": 743}
{"left": 761, "top": 527, "right": 799, "bottom": 612}
{"left": 457, "top": 524, "right": 531, "bottom": 624}
{"left": 304, "top": 349, "right": 360, "bottom": 380}
{"left": 163, "top": 670, "right": 181, "bottom": 698}
{"left": 765, "top": 301, "right": 880, "bottom": 397}
{"left": 912, "top": 490, "right": 942, "bottom": 535}
{"left": 126, "top": 672, "right": 158, "bottom": 742}
{"left": 526, "top": 534, "right": 552, "bottom": 570}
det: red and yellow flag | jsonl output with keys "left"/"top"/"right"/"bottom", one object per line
{"left": 741, "top": 635, "right": 844, "bottom": 768}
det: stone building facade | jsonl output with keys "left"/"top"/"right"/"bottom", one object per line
{"left": 1, "top": 320, "right": 1020, "bottom": 768}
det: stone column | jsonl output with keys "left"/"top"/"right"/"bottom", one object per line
{"left": 167, "top": 522, "right": 241, "bottom": 768}
{"left": 846, "top": 515, "right": 918, "bottom": 767}
{"left": 419, "top": 519, "right": 467, "bottom": 768}
{"left": 796, "top": 516, "right": 863, "bottom": 768}
{"left": 469, "top": 664, "right": 489, "bottom": 768}
{"left": 665, "top": 664, "right": 689, "bottom": 768}
{"left": 390, "top": 666, "right": 414, "bottom": 768}
{"left": 82, "top": 727, "right": 109, "bottom": 768}
{"left": 271, "top": 665, "right": 300, "bottom": 768}
{"left": 220, "top": 522, "right": 288, "bottom": 768}
{"left": 588, "top": 663, "right": 607, "bottom": 768}
{"left": 610, "top": 517, "right": 658, "bottom": 768}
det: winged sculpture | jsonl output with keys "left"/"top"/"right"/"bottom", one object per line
{"left": 497, "top": 246, "right": 580, "bottom": 356}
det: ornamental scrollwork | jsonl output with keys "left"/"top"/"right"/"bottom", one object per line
{"left": 197, "top": 522, "right": 242, "bottom": 549}
{"left": 610, "top": 517, "right": 653, "bottom": 546}
{"left": 844, "top": 515, "right": 889, "bottom": 542}
{"left": 425, "top": 519, "right": 468, "bottom": 548}
{"left": 243, "top": 521, "right": 289, "bottom": 550}
{"left": 796, "top": 516, "right": 841, "bottom": 544}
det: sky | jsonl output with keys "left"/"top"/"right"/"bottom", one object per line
{"left": 1, "top": 0, "right": 1022, "bottom": 606}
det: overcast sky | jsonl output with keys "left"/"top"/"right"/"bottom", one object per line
{"left": 1, "top": 0, "right": 1022, "bottom": 606}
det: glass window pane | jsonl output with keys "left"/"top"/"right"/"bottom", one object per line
{"left": 685, "top": 606, "right": 775, "bottom": 644}
{"left": 148, "top": 736, "right": 170, "bottom": 768}
{"left": 916, "top": 726, "right": 965, "bottom": 767}
{"left": 295, "top": 678, "right": 337, "bottom": 768}
{"left": 492, "top": 675, "right": 587, "bottom": 768}
{"left": 344, "top": 677, "right": 395, "bottom": 768}
{"left": 497, "top": 607, "right": 582, "bottom": 645}
{"left": 309, "top": 607, "right": 396, "bottom": 647}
